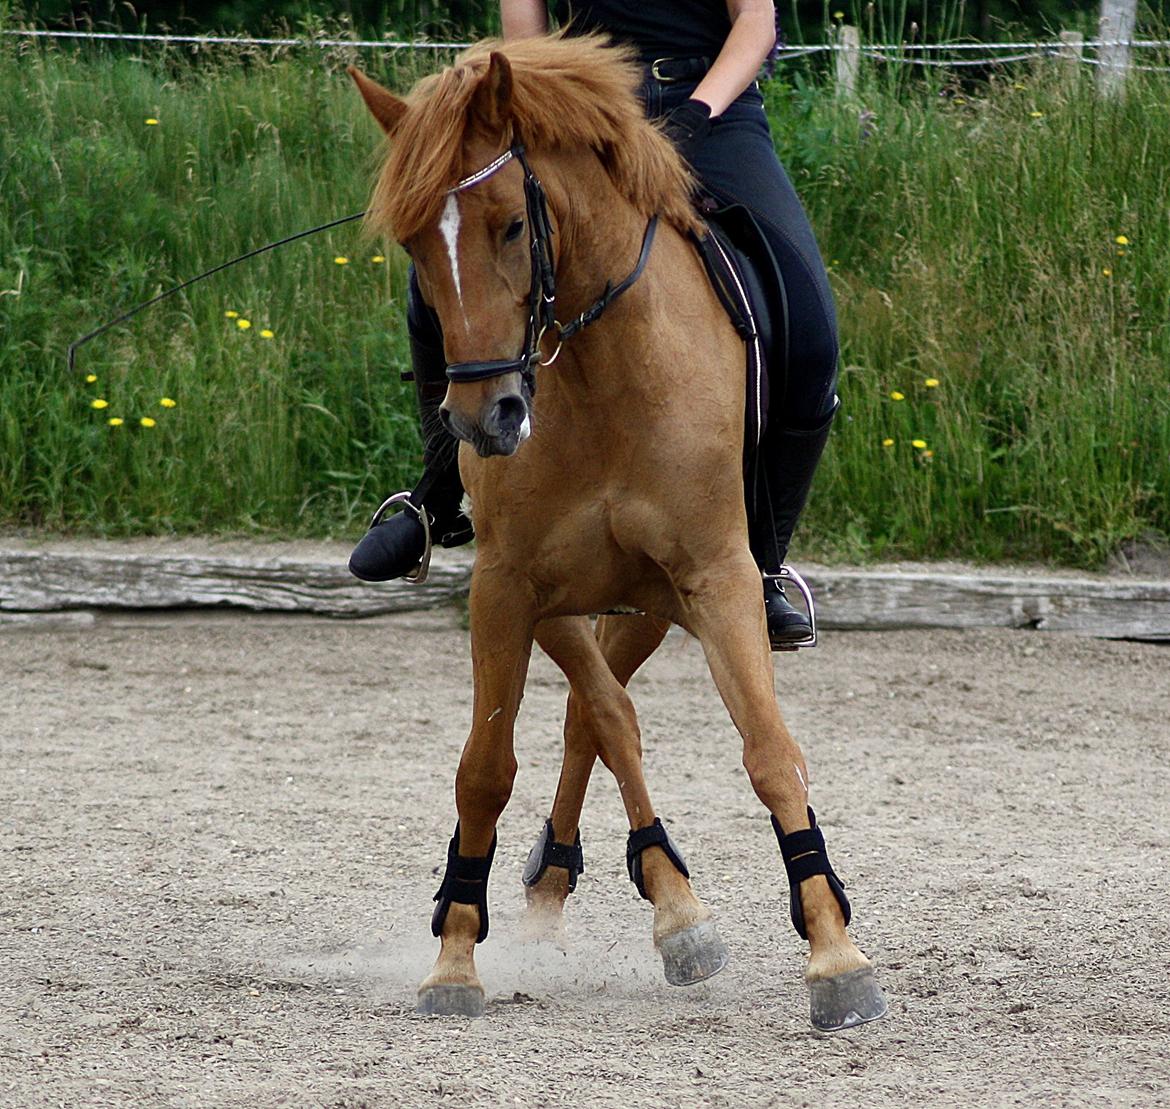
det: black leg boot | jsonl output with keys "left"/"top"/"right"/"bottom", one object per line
{"left": 349, "top": 274, "right": 473, "bottom": 583}
{"left": 749, "top": 399, "right": 838, "bottom": 648}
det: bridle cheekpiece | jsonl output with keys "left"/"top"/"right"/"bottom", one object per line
{"left": 442, "top": 143, "right": 658, "bottom": 396}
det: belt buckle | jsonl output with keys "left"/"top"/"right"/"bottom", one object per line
{"left": 650, "top": 58, "right": 677, "bottom": 83}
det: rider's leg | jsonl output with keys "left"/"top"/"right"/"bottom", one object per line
{"left": 750, "top": 401, "right": 838, "bottom": 647}
{"left": 658, "top": 80, "right": 840, "bottom": 646}
{"left": 348, "top": 268, "right": 473, "bottom": 582}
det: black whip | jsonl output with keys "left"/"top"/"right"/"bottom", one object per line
{"left": 67, "top": 211, "right": 367, "bottom": 375}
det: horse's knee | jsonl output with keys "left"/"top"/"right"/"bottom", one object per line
{"left": 455, "top": 752, "right": 518, "bottom": 817}
{"left": 742, "top": 746, "right": 803, "bottom": 811}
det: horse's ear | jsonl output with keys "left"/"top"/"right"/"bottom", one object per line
{"left": 348, "top": 66, "right": 407, "bottom": 136}
{"left": 471, "top": 51, "right": 514, "bottom": 132}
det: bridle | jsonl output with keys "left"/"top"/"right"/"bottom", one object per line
{"left": 442, "top": 143, "right": 659, "bottom": 396}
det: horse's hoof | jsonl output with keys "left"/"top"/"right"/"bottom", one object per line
{"left": 416, "top": 984, "right": 485, "bottom": 1018}
{"left": 808, "top": 966, "right": 888, "bottom": 1032}
{"left": 657, "top": 920, "right": 730, "bottom": 986}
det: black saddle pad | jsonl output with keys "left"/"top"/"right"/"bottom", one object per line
{"left": 691, "top": 203, "right": 788, "bottom": 460}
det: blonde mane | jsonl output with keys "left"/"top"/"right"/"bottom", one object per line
{"left": 366, "top": 33, "right": 699, "bottom": 242}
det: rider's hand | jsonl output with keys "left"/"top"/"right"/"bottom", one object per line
{"left": 662, "top": 98, "right": 713, "bottom": 164}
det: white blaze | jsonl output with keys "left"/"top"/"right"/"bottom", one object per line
{"left": 439, "top": 193, "right": 463, "bottom": 305}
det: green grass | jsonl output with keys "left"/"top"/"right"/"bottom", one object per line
{"left": 2, "top": 31, "right": 1168, "bottom": 563}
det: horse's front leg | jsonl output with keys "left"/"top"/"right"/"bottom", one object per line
{"left": 417, "top": 569, "right": 534, "bottom": 1017}
{"left": 682, "top": 553, "right": 888, "bottom": 1031}
{"left": 522, "top": 614, "right": 670, "bottom": 935}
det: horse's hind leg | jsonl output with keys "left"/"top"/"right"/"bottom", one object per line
{"left": 533, "top": 615, "right": 729, "bottom": 985}
{"left": 523, "top": 614, "right": 670, "bottom": 933}
{"left": 682, "top": 554, "right": 888, "bottom": 1030}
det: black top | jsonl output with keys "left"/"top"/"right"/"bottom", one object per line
{"left": 554, "top": 1, "right": 732, "bottom": 62}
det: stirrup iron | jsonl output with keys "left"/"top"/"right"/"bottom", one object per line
{"left": 369, "top": 490, "right": 432, "bottom": 585}
{"left": 764, "top": 564, "right": 818, "bottom": 648}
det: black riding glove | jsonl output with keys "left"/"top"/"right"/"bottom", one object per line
{"left": 662, "top": 98, "right": 713, "bottom": 164}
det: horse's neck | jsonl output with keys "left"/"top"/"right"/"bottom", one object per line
{"left": 544, "top": 152, "right": 699, "bottom": 395}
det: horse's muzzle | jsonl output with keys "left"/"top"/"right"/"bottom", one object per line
{"left": 441, "top": 392, "right": 532, "bottom": 458}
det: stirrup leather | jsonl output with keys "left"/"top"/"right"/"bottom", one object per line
{"left": 764, "top": 563, "right": 818, "bottom": 648}
{"left": 772, "top": 807, "right": 851, "bottom": 940}
{"left": 369, "top": 490, "right": 432, "bottom": 585}
{"left": 626, "top": 818, "right": 690, "bottom": 901}
{"left": 430, "top": 823, "right": 497, "bottom": 944}
{"left": 522, "top": 819, "right": 585, "bottom": 893}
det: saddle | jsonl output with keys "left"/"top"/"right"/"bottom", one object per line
{"left": 690, "top": 202, "right": 788, "bottom": 467}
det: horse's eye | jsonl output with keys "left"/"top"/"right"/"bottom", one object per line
{"left": 504, "top": 218, "right": 524, "bottom": 243}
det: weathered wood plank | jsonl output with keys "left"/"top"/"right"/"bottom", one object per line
{"left": 0, "top": 549, "right": 469, "bottom": 617}
{"left": 1, "top": 546, "right": 1168, "bottom": 640}
{"left": 812, "top": 569, "right": 1170, "bottom": 640}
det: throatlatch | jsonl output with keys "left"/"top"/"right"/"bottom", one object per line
{"left": 772, "top": 807, "right": 851, "bottom": 940}
{"left": 430, "top": 823, "right": 497, "bottom": 944}
{"left": 521, "top": 819, "right": 585, "bottom": 893}
{"left": 626, "top": 818, "right": 690, "bottom": 901}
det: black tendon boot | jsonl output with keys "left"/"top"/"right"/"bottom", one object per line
{"left": 348, "top": 277, "right": 473, "bottom": 583}
{"left": 750, "top": 399, "right": 839, "bottom": 649}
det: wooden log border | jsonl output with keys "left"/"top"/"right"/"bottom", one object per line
{"left": 1, "top": 546, "right": 1168, "bottom": 640}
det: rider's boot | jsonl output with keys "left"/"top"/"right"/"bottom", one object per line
{"left": 349, "top": 277, "right": 473, "bottom": 582}
{"left": 750, "top": 399, "right": 838, "bottom": 649}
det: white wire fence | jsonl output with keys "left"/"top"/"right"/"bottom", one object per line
{"left": 4, "top": 26, "right": 1170, "bottom": 73}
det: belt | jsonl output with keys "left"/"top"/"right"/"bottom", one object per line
{"left": 648, "top": 56, "right": 712, "bottom": 83}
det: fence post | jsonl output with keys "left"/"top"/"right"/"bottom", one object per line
{"left": 1097, "top": 0, "right": 1136, "bottom": 97}
{"left": 835, "top": 24, "right": 861, "bottom": 98}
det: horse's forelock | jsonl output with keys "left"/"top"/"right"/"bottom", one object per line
{"left": 366, "top": 33, "right": 698, "bottom": 244}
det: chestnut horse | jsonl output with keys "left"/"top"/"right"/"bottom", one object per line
{"left": 350, "top": 34, "right": 887, "bottom": 1030}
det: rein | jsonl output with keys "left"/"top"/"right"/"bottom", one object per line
{"left": 442, "top": 143, "right": 658, "bottom": 395}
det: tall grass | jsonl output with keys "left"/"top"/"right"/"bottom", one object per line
{"left": 769, "top": 58, "right": 1170, "bottom": 563}
{"left": 1, "top": 30, "right": 1168, "bottom": 562}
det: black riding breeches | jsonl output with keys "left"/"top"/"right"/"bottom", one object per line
{"left": 639, "top": 75, "right": 840, "bottom": 430}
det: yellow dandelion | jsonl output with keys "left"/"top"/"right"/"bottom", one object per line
{"left": 160, "top": 397, "right": 177, "bottom": 408}
{"left": 371, "top": 255, "right": 386, "bottom": 264}
{"left": 224, "top": 310, "right": 239, "bottom": 319}
{"left": 236, "top": 318, "right": 251, "bottom": 330}
{"left": 954, "top": 97, "right": 966, "bottom": 105}
{"left": 912, "top": 439, "right": 927, "bottom": 449}
{"left": 140, "top": 417, "right": 157, "bottom": 428}
{"left": 1115, "top": 235, "right": 1129, "bottom": 246}
{"left": 890, "top": 390, "right": 905, "bottom": 401}
{"left": 145, "top": 118, "right": 159, "bottom": 126}
{"left": 108, "top": 417, "right": 124, "bottom": 427}
{"left": 882, "top": 438, "right": 895, "bottom": 447}
{"left": 85, "top": 373, "right": 98, "bottom": 384}
{"left": 1030, "top": 111, "right": 1044, "bottom": 119}
{"left": 924, "top": 377, "right": 940, "bottom": 388}
{"left": 1013, "top": 83, "right": 1026, "bottom": 91}
{"left": 334, "top": 256, "right": 349, "bottom": 266}
{"left": 1103, "top": 267, "right": 1112, "bottom": 276}
{"left": 833, "top": 10, "right": 844, "bottom": 19}
{"left": 1117, "top": 248, "right": 1126, "bottom": 257}
{"left": 260, "top": 328, "right": 275, "bottom": 339}
{"left": 91, "top": 398, "right": 109, "bottom": 410}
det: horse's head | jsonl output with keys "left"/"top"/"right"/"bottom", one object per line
{"left": 350, "top": 55, "right": 540, "bottom": 459}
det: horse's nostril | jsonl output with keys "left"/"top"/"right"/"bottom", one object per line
{"left": 488, "top": 394, "right": 527, "bottom": 436}
{"left": 439, "top": 407, "right": 455, "bottom": 435}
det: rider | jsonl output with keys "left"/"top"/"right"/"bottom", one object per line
{"left": 349, "top": 0, "right": 839, "bottom": 649}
